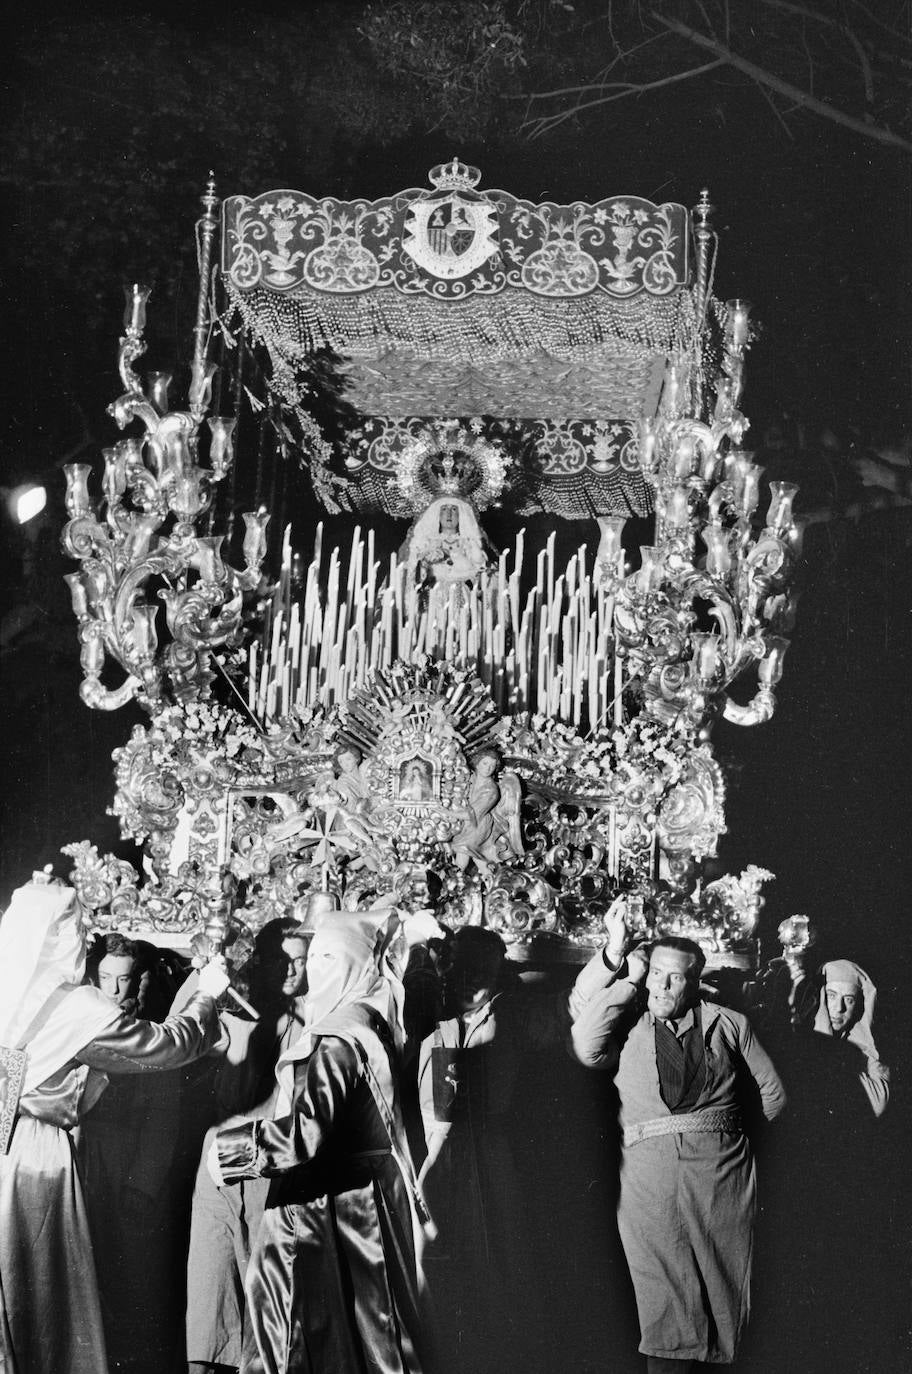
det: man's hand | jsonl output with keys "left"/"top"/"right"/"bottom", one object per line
{"left": 401, "top": 910, "right": 446, "bottom": 948}
{"left": 197, "top": 955, "right": 231, "bottom": 1000}
{"left": 603, "top": 896, "right": 629, "bottom": 969}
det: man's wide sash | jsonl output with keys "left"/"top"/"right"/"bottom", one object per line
{"left": 623, "top": 1107, "right": 742, "bottom": 1147}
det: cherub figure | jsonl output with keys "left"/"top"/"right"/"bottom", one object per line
{"left": 451, "top": 747, "right": 524, "bottom": 877}
{"left": 268, "top": 745, "right": 379, "bottom": 871}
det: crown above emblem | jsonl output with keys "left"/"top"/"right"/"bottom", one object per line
{"left": 428, "top": 158, "right": 482, "bottom": 194}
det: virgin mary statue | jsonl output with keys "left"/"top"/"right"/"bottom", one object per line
{"left": 401, "top": 498, "right": 488, "bottom": 588}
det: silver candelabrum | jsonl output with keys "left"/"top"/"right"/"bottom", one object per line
{"left": 62, "top": 280, "right": 269, "bottom": 712}
{"left": 597, "top": 297, "right": 801, "bottom": 735}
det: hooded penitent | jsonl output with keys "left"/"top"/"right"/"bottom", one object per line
{"left": 0, "top": 880, "right": 120, "bottom": 1094}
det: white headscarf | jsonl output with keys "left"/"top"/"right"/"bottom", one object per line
{"left": 813, "top": 959, "right": 880, "bottom": 1060}
{"left": 404, "top": 497, "right": 487, "bottom": 584}
{"left": 0, "top": 881, "right": 121, "bottom": 1093}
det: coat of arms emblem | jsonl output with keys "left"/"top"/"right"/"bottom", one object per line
{"left": 403, "top": 159, "right": 499, "bottom": 281}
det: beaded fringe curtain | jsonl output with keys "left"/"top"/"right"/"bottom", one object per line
{"left": 220, "top": 165, "right": 697, "bottom": 518}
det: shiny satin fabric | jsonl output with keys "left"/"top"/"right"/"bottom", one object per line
{"left": 0, "top": 995, "right": 221, "bottom": 1374}
{"left": 1, "top": 1067, "right": 109, "bottom": 1374}
{"left": 218, "top": 1029, "right": 428, "bottom": 1374}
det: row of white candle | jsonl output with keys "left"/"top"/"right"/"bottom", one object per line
{"left": 248, "top": 524, "right": 626, "bottom": 732}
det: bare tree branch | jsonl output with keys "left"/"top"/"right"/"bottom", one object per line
{"left": 759, "top": 0, "right": 875, "bottom": 103}
{"left": 752, "top": 76, "right": 797, "bottom": 138}
{"left": 522, "top": 58, "right": 727, "bottom": 138}
{"left": 651, "top": 9, "right": 912, "bottom": 153}
{"left": 848, "top": 0, "right": 912, "bottom": 46}
{"left": 517, "top": 31, "right": 669, "bottom": 102}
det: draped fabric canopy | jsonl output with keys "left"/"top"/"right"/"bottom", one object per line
{"left": 220, "top": 162, "right": 698, "bottom": 517}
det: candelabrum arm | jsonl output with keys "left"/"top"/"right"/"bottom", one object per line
{"left": 721, "top": 686, "right": 776, "bottom": 726}
{"left": 79, "top": 675, "right": 143, "bottom": 712}
{"left": 108, "top": 391, "right": 161, "bottom": 435}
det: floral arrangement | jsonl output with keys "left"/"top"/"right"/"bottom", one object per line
{"left": 495, "top": 711, "right": 695, "bottom": 799}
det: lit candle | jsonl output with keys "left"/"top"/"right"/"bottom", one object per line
{"left": 122, "top": 437, "right": 144, "bottom": 473}
{"left": 691, "top": 631, "right": 721, "bottom": 683}
{"left": 666, "top": 486, "right": 690, "bottom": 527}
{"left": 162, "top": 432, "right": 191, "bottom": 479}
{"left": 787, "top": 521, "right": 806, "bottom": 558}
{"left": 700, "top": 446, "right": 720, "bottom": 484}
{"left": 123, "top": 283, "right": 151, "bottom": 337}
{"left": 122, "top": 513, "right": 160, "bottom": 562}
{"left": 672, "top": 435, "right": 696, "bottom": 480}
{"left": 662, "top": 364, "right": 681, "bottom": 414}
{"left": 189, "top": 361, "right": 218, "bottom": 415}
{"left": 725, "top": 298, "right": 752, "bottom": 350}
{"left": 64, "top": 463, "right": 93, "bottom": 518}
{"left": 170, "top": 477, "right": 195, "bottom": 519}
{"left": 702, "top": 526, "right": 731, "bottom": 577}
{"left": 596, "top": 515, "right": 626, "bottom": 570}
{"left": 739, "top": 464, "right": 765, "bottom": 517}
{"left": 638, "top": 546, "right": 664, "bottom": 593}
{"left": 714, "top": 377, "right": 733, "bottom": 421}
{"left": 147, "top": 371, "right": 173, "bottom": 414}
{"left": 207, "top": 417, "right": 237, "bottom": 476}
{"left": 102, "top": 447, "right": 127, "bottom": 505}
{"left": 765, "top": 480, "right": 799, "bottom": 531}
{"left": 636, "top": 418, "right": 658, "bottom": 472}
{"left": 727, "top": 450, "right": 755, "bottom": 503}
{"left": 242, "top": 509, "right": 271, "bottom": 569}
{"left": 193, "top": 535, "right": 226, "bottom": 583}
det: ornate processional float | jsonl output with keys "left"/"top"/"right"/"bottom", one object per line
{"left": 60, "top": 161, "right": 804, "bottom": 969}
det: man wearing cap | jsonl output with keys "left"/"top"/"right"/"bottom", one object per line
{"left": 573, "top": 933, "right": 786, "bottom": 1373}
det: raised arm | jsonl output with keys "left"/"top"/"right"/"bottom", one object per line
{"left": 568, "top": 899, "right": 646, "bottom": 1069}
{"left": 76, "top": 964, "right": 227, "bottom": 1074}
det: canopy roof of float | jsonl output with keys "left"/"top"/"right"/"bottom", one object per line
{"left": 220, "top": 160, "right": 700, "bottom": 518}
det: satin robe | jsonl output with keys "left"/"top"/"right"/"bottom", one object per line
{"left": 0, "top": 995, "right": 220, "bottom": 1374}
{"left": 218, "top": 1021, "right": 426, "bottom": 1374}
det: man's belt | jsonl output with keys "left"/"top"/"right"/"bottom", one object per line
{"left": 623, "top": 1108, "right": 742, "bottom": 1147}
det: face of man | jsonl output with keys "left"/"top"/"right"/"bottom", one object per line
{"left": 443, "top": 940, "right": 503, "bottom": 1017}
{"left": 279, "top": 937, "right": 309, "bottom": 999}
{"left": 646, "top": 946, "right": 700, "bottom": 1022}
{"left": 825, "top": 981, "right": 860, "bottom": 1035}
{"left": 97, "top": 954, "right": 139, "bottom": 1008}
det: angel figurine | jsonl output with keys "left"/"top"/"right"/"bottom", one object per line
{"left": 451, "top": 747, "right": 524, "bottom": 877}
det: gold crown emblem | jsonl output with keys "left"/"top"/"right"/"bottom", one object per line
{"left": 427, "top": 158, "right": 482, "bottom": 194}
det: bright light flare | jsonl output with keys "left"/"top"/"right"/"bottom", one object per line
{"left": 15, "top": 486, "right": 47, "bottom": 524}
